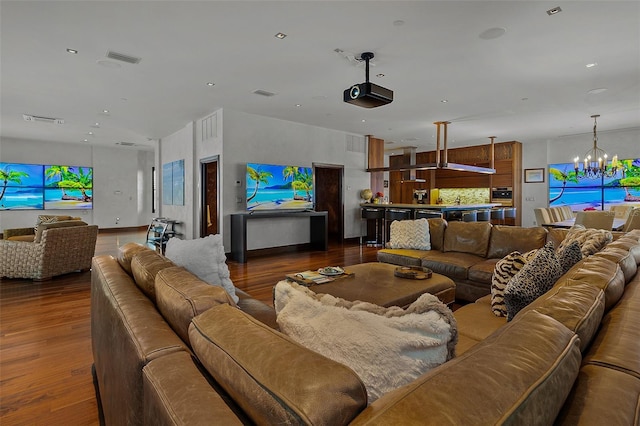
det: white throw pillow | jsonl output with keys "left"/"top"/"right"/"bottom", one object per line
{"left": 274, "top": 280, "right": 456, "bottom": 403}
{"left": 388, "top": 218, "right": 431, "bottom": 250}
{"left": 165, "top": 235, "right": 239, "bottom": 303}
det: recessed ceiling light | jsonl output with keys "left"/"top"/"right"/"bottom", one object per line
{"left": 102, "top": 109, "right": 109, "bottom": 114}
{"left": 66, "top": 48, "right": 78, "bottom": 54}
{"left": 587, "top": 87, "right": 608, "bottom": 95}
{"left": 479, "top": 27, "right": 506, "bottom": 40}
{"left": 275, "top": 32, "right": 287, "bottom": 39}
{"left": 295, "top": 104, "right": 302, "bottom": 107}
{"left": 440, "top": 99, "right": 448, "bottom": 103}
{"left": 547, "top": 6, "right": 562, "bottom": 16}
{"left": 361, "top": 119, "right": 366, "bottom": 123}
{"left": 586, "top": 62, "right": 598, "bottom": 68}
{"left": 87, "top": 131, "right": 94, "bottom": 135}
{"left": 206, "top": 82, "right": 215, "bottom": 86}
{"left": 83, "top": 139, "right": 88, "bottom": 142}
{"left": 393, "top": 20, "right": 405, "bottom": 26}
{"left": 376, "top": 73, "right": 385, "bottom": 78}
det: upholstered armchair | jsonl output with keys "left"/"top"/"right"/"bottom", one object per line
{"left": 0, "top": 222, "right": 98, "bottom": 281}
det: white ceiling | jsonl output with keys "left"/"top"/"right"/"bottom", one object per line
{"left": 1, "top": 1, "right": 639, "bottom": 153}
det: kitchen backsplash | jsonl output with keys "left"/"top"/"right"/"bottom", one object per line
{"left": 438, "top": 188, "right": 490, "bottom": 204}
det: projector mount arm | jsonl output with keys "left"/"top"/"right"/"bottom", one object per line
{"left": 360, "top": 52, "right": 374, "bottom": 83}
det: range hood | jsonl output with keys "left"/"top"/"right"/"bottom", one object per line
{"left": 367, "top": 122, "right": 496, "bottom": 175}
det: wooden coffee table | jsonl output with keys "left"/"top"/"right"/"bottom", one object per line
{"left": 302, "top": 262, "right": 455, "bottom": 308}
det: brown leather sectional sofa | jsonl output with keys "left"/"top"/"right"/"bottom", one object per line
{"left": 378, "top": 219, "right": 558, "bottom": 301}
{"left": 91, "top": 230, "right": 640, "bottom": 425}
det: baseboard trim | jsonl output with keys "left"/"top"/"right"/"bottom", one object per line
{"left": 98, "top": 225, "right": 147, "bottom": 233}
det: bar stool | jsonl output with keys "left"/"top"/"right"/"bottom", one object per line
{"left": 361, "top": 207, "right": 385, "bottom": 246}
{"left": 491, "top": 208, "right": 505, "bottom": 225}
{"left": 476, "top": 209, "right": 490, "bottom": 222}
{"left": 504, "top": 207, "right": 517, "bottom": 225}
{"left": 385, "top": 209, "right": 412, "bottom": 243}
{"left": 445, "top": 210, "right": 463, "bottom": 221}
{"left": 462, "top": 210, "right": 477, "bottom": 222}
{"left": 415, "top": 210, "right": 443, "bottom": 220}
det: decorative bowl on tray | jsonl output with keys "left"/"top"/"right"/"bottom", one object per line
{"left": 318, "top": 266, "right": 344, "bottom": 276}
{"left": 394, "top": 266, "right": 433, "bottom": 280}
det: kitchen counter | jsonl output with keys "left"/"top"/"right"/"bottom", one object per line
{"left": 360, "top": 203, "right": 502, "bottom": 211}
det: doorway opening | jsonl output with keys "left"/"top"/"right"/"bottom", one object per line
{"left": 200, "top": 157, "right": 219, "bottom": 237}
{"left": 313, "top": 164, "right": 344, "bottom": 243}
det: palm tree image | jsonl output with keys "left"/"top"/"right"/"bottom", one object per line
{"left": 619, "top": 159, "right": 640, "bottom": 201}
{"left": 293, "top": 167, "right": 313, "bottom": 201}
{"left": 45, "top": 165, "right": 70, "bottom": 197}
{"left": 246, "top": 166, "right": 273, "bottom": 203}
{"left": 0, "top": 166, "right": 29, "bottom": 205}
{"left": 46, "top": 166, "right": 93, "bottom": 201}
{"left": 282, "top": 166, "right": 299, "bottom": 197}
{"left": 548, "top": 166, "right": 578, "bottom": 204}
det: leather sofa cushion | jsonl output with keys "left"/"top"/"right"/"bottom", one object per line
{"left": 546, "top": 228, "right": 569, "bottom": 248}
{"left": 559, "top": 256, "right": 625, "bottom": 312}
{"left": 555, "top": 365, "right": 640, "bottom": 426}
{"left": 421, "top": 250, "right": 484, "bottom": 279}
{"left": 486, "top": 226, "right": 547, "bottom": 259}
{"left": 34, "top": 219, "right": 87, "bottom": 243}
{"left": 522, "top": 282, "right": 605, "bottom": 352}
{"left": 6, "top": 234, "right": 36, "bottom": 242}
{"left": 351, "top": 311, "right": 581, "bottom": 425}
{"left": 155, "top": 266, "right": 237, "bottom": 344}
{"left": 582, "top": 279, "right": 640, "bottom": 379}
{"left": 467, "top": 259, "right": 498, "bottom": 284}
{"left": 131, "top": 250, "right": 176, "bottom": 303}
{"left": 143, "top": 351, "right": 247, "bottom": 425}
{"left": 443, "top": 221, "right": 492, "bottom": 257}
{"left": 454, "top": 296, "right": 506, "bottom": 343}
{"left": 594, "top": 247, "right": 637, "bottom": 283}
{"left": 189, "top": 304, "right": 367, "bottom": 425}
{"left": 235, "top": 289, "right": 278, "bottom": 330}
{"left": 427, "top": 218, "right": 447, "bottom": 251}
{"left": 376, "top": 249, "right": 424, "bottom": 267}
{"left": 117, "top": 242, "right": 154, "bottom": 276}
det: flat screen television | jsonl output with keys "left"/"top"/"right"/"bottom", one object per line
{"left": 0, "top": 162, "right": 93, "bottom": 210}
{"left": 548, "top": 158, "right": 640, "bottom": 211}
{"left": 246, "top": 163, "right": 313, "bottom": 211}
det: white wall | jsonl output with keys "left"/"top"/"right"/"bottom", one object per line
{"left": 0, "top": 137, "right": 154, "bottom": 231}
{"left": 520, "top": 128, "right": 640, "bottom": 227}
{"left": 220, "top": 109, "right": 369, "bottom": 250}
{"left": 158, "top": 123, "right": 196, "bottom": 240}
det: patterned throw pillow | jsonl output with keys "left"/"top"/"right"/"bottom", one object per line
{"left": 557, "top": 240, "right": 582, "bottom": 274}
{"left": 557, "top": 225, "right": 612, "bottom": 257}
{"left": 388, "top": 219, "right": 431, "bottom": 250}
{"left": 491, "top": 249, "right": 538, "bottom": 317}
{"left": 504, "top": 242, "right": 562, "bottom": 321}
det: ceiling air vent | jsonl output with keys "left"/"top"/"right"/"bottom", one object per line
{"left": 23, "top": 114, "right": 64, "bottom": 124}
{"left": 116, "top": 141, "right": 136, "bottom": 146}
{"left": 252, "top": 89, "right": 276, "bottom": 97}
{"left": 105, "top": 50, "right": 141, "bottom": 64}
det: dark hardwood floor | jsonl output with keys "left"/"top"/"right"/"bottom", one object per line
{"left": 0, "top": 229, "right": 379, "bottom": 425}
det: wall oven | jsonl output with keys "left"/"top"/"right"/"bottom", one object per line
{"left": 491, "top": 187, "right": 513, "bottom": 206}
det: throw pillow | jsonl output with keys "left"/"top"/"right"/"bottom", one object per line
{"left": 490, "top": 249, "right": 538, "bottom": 317}
{"left": 504, "top": 242, "right": 562, "bottom": 321}
{"left": 388, "top": 218, "right": 431, "bottom": 250}
{"left": 273, "top": 280, "right": 457, "bottom": 403}
{"left": 165, "top": 235, "right": 239, "bottom": 303}
{"left": 557, "top": 225, "right": 612, "bottom": 258}
{"left": 557, "top": 240, "right": 582, "bottom": 274}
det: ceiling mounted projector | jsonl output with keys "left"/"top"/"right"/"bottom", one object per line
{"left": 343, "top": 52, "right": 393, "bottom": 108}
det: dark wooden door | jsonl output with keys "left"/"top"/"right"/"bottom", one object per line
{"left": 201, "top": 159, "right": 218, "bottom": 237}
{"left": 314, "top": 165, "right": 343, "bottom": 243}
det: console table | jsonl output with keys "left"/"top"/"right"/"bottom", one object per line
{"left": 230, "top": 211, "right": 328, "bottom": 263}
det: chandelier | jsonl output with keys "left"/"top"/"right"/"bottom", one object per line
{"left": 573, "top": 114, "right": 620, "bottom": 179}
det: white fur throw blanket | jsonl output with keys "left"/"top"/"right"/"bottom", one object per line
{"left": 274, "top": 280, "right": 457, "bottom": 403}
